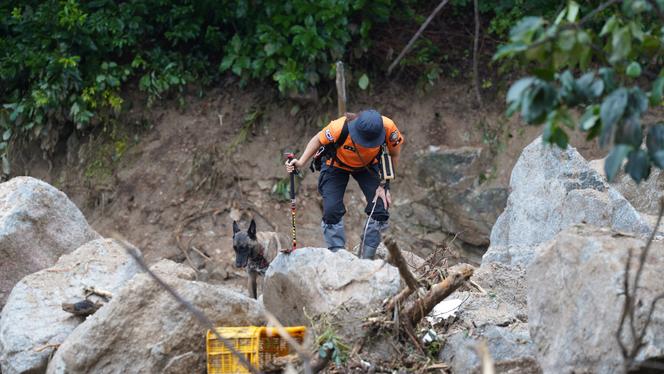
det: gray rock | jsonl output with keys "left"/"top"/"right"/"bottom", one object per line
{"left": 263, "top": 248, "right": 400, "bottom": 341}
{"left": 440, "top": 324, "right": 541, "bottom": 374}
{"left": 0, "top": 177, "right": 100, "bottom": 307}
{"left": 483, "top": 137, "right": 650, "bottom": 267}
{"left": 439, "top": 263, "right": 541, "bottom": 373}
{"left": 47, "top": 260, "right": 263, "bottom": 374}
{"left": 527, "top": 225, "right": 664, "bottom": 373}
{"left": 415, "top": 146, "right": 508, "bottom": 247}
{"left": 591, "top": 157, "right": 664, "bottom": 216}
{"left": 351, "top": 242, "right": 426, "bottom": 273}
{"left": 0, "top": 239, "right": 141, "bottom": 374}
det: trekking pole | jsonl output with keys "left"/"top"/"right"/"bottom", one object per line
{"left": 285, "top": 153, "right": 297, "bottom": 252}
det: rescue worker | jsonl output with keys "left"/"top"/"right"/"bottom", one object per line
{"left": 285, "top": 109, "right": 404, "bottom": 259}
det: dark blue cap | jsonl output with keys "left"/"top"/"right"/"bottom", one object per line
{"left": 348, "top": 109, "right": 385, "bottom": 148}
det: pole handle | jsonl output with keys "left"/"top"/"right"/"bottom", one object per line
{"left": 285, "top": 153, "right": 296, "bottom": 200}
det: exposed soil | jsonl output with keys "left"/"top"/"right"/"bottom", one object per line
{"left": 12, "top": 77, "right": 605, "bottom": 291}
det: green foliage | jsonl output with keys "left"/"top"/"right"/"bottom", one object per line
{"left": 495, "top": 0, "right": 664, "bottom": 183}
{"left": 0, "top": 0, "right": 394, "bottom": 164}
{"left": 0, "top": 0, "right": 601, "bottom": 172}
{"left": 316, "top": 328, "right": 350, "bottom": 366}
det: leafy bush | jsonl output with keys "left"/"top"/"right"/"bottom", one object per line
{"left": 495, "top": 0, "right": 663, "bottom": 183}
{"left": 0, "top": 0, "right": 394, "bottom": 163}
{"left": 0, "top": 0, "right": 591, "bottom": 171}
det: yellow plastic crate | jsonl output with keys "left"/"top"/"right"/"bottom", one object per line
{"left": 206, "top": 326, "right": 306, "bottom": 374}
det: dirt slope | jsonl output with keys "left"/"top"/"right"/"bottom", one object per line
{"left": 13, "top": 78, "right": 605, "bottom": 281}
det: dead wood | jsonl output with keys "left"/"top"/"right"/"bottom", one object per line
{"left": 385, "top": 286, "right": 414, "bottom": 312}
{"left": 384, "top": 237, "right": 420, "bottom": 292}
{"left": 405, "top": 263, "right": 474, "bottom": 326}
{"left": 387, "top": 0, "right": 451, "bottom": 75}
{"left": 472, "top": 0, "right": 483, "bottom": 107}
{"left": 335, "top": 61, "right": 347, "bottom": 116}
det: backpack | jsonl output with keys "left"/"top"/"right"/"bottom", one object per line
{"left": 309, "top": 120, "right": 350, "bottom": 172}
{"left": 309, "top": 120, "right": 385, "bottom": 173}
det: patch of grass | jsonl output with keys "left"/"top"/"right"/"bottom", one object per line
{"left": 82, "top": 122, "right": 134, "bottom": 184}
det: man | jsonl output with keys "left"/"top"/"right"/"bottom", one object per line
{"left": 285, "top": 109, "right": 404, "bottom": 259}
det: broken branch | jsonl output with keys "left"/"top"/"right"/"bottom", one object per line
{"left": 405, "top": 263, "right": 474, "bottom": 326}
{"left": 384, "top": 237, "right": 420, "bottom": 292}
{"left": 387, "top": 0, "right": 451, "bottom": 75}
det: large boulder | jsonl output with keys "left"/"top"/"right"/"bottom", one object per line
{"left": 528, "top": 225, "right": 664, "bottom": 373}
{"left": 47, "top": 259, "right": 263, "bottom": 374}
{"left": 483, "top": 137, "right": 650, "bottom": 267}
{"left": 414, "top": 146, "right": 508, "bottom": 247}
{"left": 439, "top": 263, "right": 541, "bottom": 373}
{"left": 263, "top": 248, "right": 400, "bottom": 340}
{"left": 0, "top": 177, "right": 99, "bottom": 306}
{"left": 0, "top": 239, "right": 141, "bottom": 374}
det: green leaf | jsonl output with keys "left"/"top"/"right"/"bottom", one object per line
{"left": 264, "top": 43, "right": 277, "bottom": 56}
{"left": 610, "top": 27, "right": 632, "bottom": 64}
{"left": 557, "top": 30, "right": 577, "bottom": 51}
{"left": 543, "top": 113, "right": 570, "bottom": 149}
{"left": 650, "top": 77, "right": 664, "bottom": 105}
{"left": 2, "top": 155, "right": 9, "bottom": 175}
{"left": 626, "top": 87, "right": 648, "bottom": 116}
{"left": 600, "top": 15, "right": 618, "bottom": 37}
{"left": 576, "top": 73, "right": 603, "bottom": 100}
{"left": 521, "top": 80, "right": 557, "bottom": 124}
{"left": 605, "top": 144, "right": 632, "bottom": 181}
{"left": 647, "top": 123, "right": 664, "bottom": 168}
{"left": 219, "top": 55, "right": 235, "bottom": 72}
{"left": 615, "top": 115, "right": 642, "bottom": 147}
{"left": 600, "top": 88, "right": 628, "bottom": 145}
{"left": 625, "top": 149, "right": 650, "bottom": 183}
{"left": 358, "top": 74, "right": 369, "bottom": 90}
{"left": 567, "top": 1, "right": 580, "bottom": 22}
{"left": 509, "top": 17, "right": 544, "bottom": 42}
{"left": 626, "top": 61, "right": 642, "bottom": 78}
{"left": 580, "top": 105, "right": 600, "bottom": 131}
{"left": 507, "top": 77, "right": 535, "bottom": 104}
{"left": 2, "top": 129, "right": 11, "bottom": 141}
{"left": 599, "top": 68, "right": 617, "bottom": 92}
{"left": 493, "top": 42, "right": 528, "bottom": 60}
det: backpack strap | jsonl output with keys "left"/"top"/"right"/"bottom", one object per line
{"left": 334, "top": 120, "right": 349, "bottom": 149}
{"left": 327, "top": 120, "right": 349, "bottom": 169}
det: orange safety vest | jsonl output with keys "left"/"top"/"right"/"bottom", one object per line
{"left": 318, "top": 116, "right": 403, "bottom": 171}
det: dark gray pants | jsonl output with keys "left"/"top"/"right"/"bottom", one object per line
{"left": 318, "top": 164, "right": 388, "bottom": 258}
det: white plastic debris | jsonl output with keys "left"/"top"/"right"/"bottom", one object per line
{"left": 422, "top": 329, "right": 438, "bottom": 344}
{"left": 425, "top": 298, "right": 463, "bottom": 325}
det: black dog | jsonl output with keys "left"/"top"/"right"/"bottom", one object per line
{"left": 232, "top": 219, "right": 283, "bottom": 299}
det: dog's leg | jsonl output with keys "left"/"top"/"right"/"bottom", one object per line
{"left": 248, "top": 271, "right": 258, "bottom": 299}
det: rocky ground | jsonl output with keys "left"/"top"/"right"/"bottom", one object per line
{"left": 1, "top": 134, "right": 663, "bottom": 373}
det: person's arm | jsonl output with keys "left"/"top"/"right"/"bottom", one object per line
{"left": 285, "top": 134, "right": 322, "bottom": 172}
{"left": 389, "top": 147, "right": 401, "bottom": 171}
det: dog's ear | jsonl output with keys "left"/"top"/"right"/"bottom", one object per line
{"left": 233, "top": 220, "right": 241, "bottom": 235}
{"left": 248, "top": 219, "right": 257, "bottom": 239}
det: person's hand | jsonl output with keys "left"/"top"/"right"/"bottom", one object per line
{"left": 285, "top": 158, "right": 304, "bottom": 174}
{"left": 373, "top": 185, "right": 392, "bottom": 209}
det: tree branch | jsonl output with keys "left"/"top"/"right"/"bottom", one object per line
{"left": 404, "top": 263, "right": 474, "bottom": 326}
{"left": 472, "top": 0, "right": 483, "bottom": 108}
{"left": 387, "top": 0, "right": 451, "bottom": 75}
{"left": 384, "top": 237, "right": 420, "bottom": 291}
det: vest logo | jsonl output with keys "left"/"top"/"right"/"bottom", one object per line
{"left": 325, "top": 129, "right": 334, "bottom": 142}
